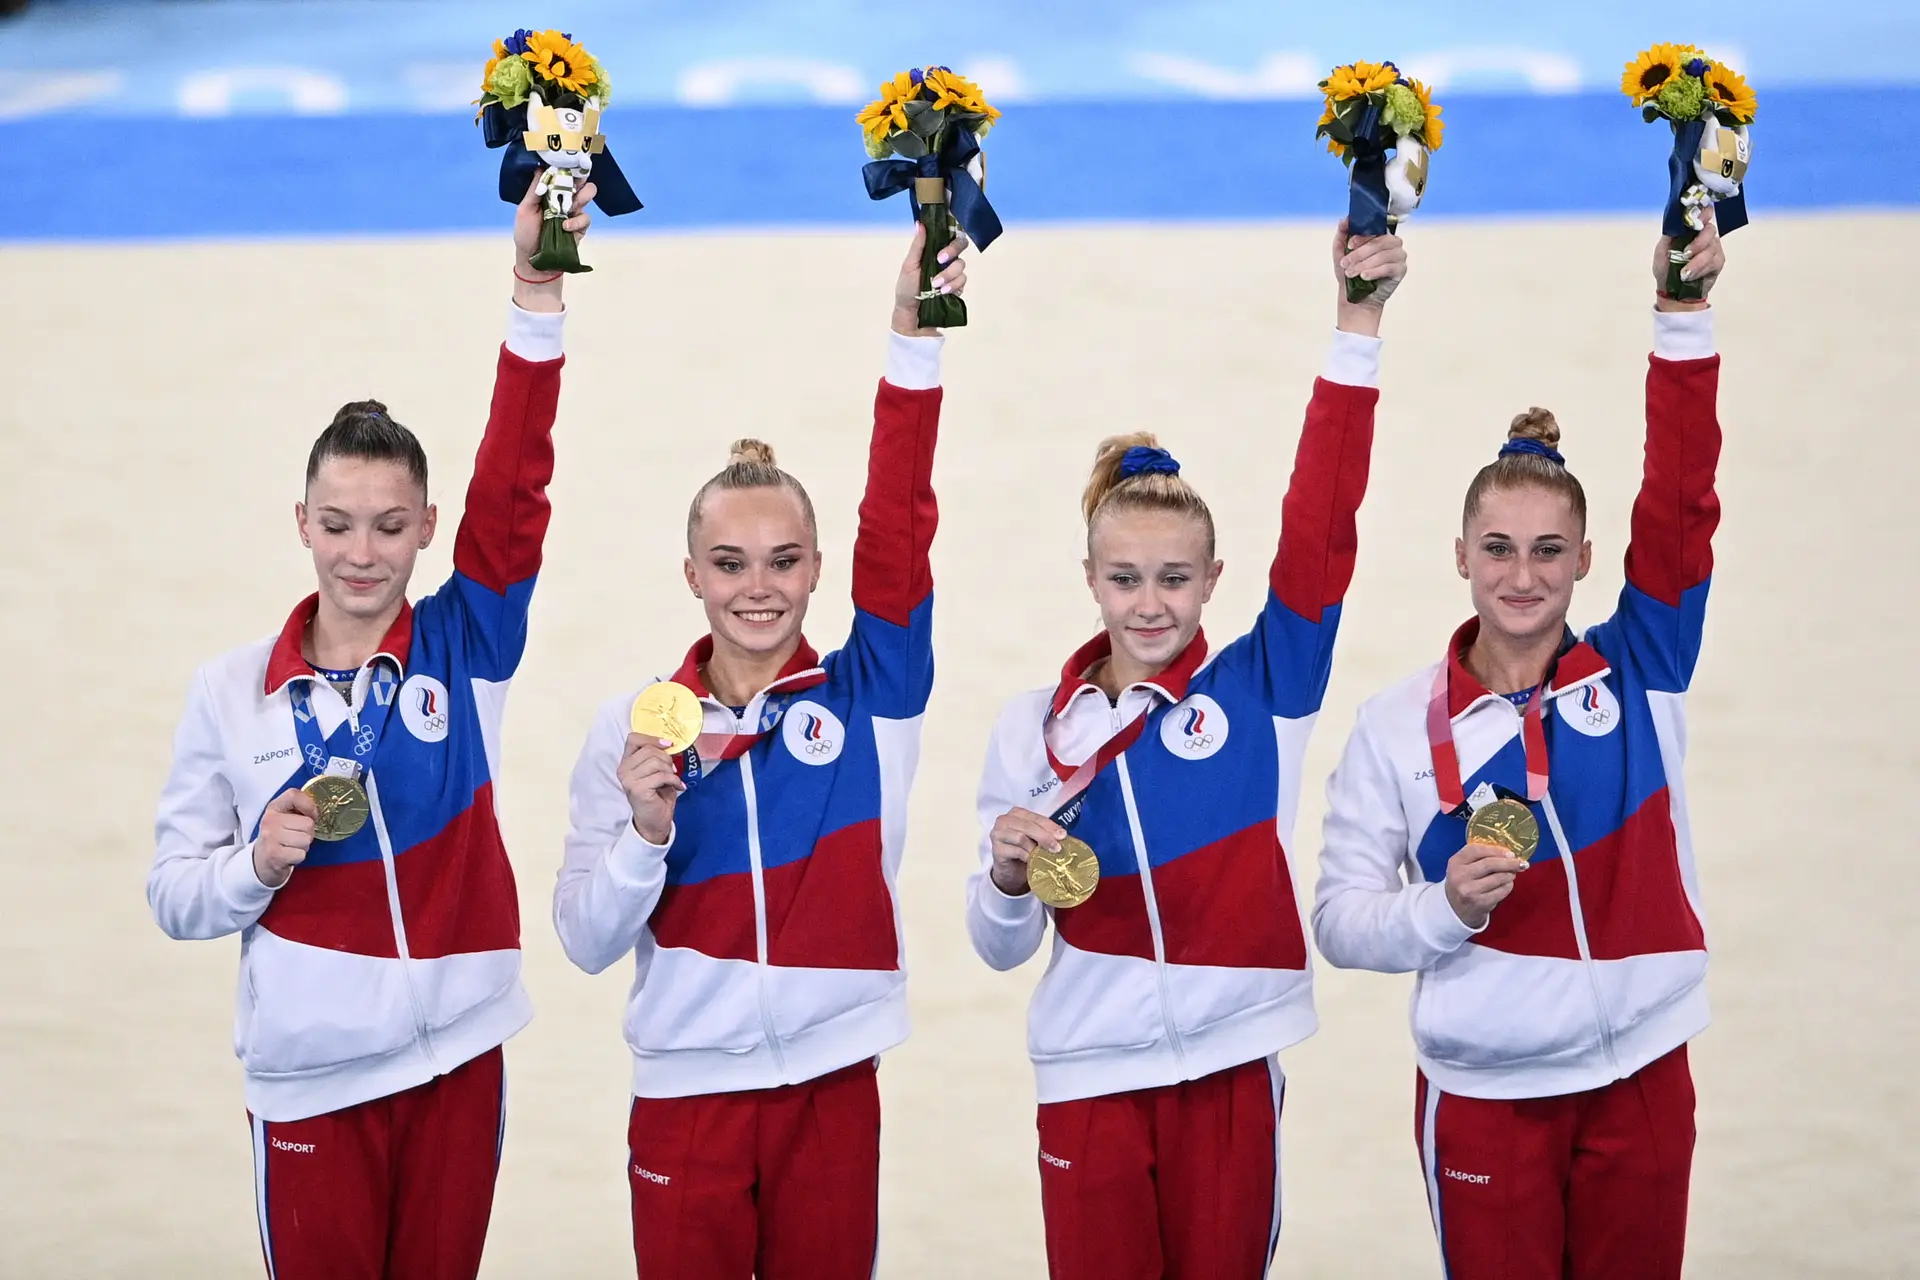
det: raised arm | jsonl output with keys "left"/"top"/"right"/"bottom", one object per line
{"left": 431, "top": 179, "right": 592, "bottom": 679}
{"left": 836, "top": 227, "right": 967, "bottom": 714}
{"left": 1211, "top": 223, "right": 1404, "bottom": 713}
{"left": 1587, "top": 212, "right": 1726, "bottom": 691}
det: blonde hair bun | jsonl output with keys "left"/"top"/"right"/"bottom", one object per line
{"left": 727, "top": 438, "right": 778, "bottom": 467}
{"left": 1507, "top": 407, "right": 1561, "bottom": 450}
{"left": 1082, "top": 432, "right": 1162, "bottom": 523}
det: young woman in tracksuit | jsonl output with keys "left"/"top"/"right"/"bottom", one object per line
{"left": 1312, "top": 209, "right": 1730, "bottom": 1279}
{"left": 967, "top": 222, "right": 1408, "bottom": 1278}
{"left": 146, "top": 181, "right": 591, "bottom": 1278}
{"left": 553, "top": 226, "right": 969, "bottom": 1280}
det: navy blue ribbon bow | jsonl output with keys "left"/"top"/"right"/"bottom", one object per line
{"left": 1663, "top": 116, "right": 1748, "bottom": 239}
{"left": 481, "top": 100, "right": 642, "bottom": 216}
{"left": 1342, "top": 100, "right": 1395, "bottom": 237}
{"left": 862, "top": 125, "right": 1003, "bottom": 251}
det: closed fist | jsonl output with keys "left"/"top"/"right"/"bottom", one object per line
{"left": 255, "top": 787, "right": 318, "bottom": 888}
{"left": 1444, "top": 842, "right": 1526, "bottom": 930}
{"left": 619, "top": 734, "right": 686, "bottom": 846}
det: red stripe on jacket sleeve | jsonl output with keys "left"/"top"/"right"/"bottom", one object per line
{"left": 452, "top": 345, "right": 564, "bottom": 594}
{"left": 1623, "top": 354, "right": 1722, "bottom": 607}
{"left": 1268, "top": 377, "right": 1378, "bottom": 621}
{"left": 850, "top": 379, "right": 941, "bottom": 626}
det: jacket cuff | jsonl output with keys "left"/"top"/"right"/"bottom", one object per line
{"left": 978, "top": 875, "right": 1043, "bottom": 924}
{"left": 1653, "top": 307, "right": 1715, "bottom": 361}
{"left": 1323, "top": 329, "right": 1383, "bottom": 388}
{"left": 506, "top": 301, "right": 566, "bottom": 362}
{"left": 885, "top": 332, "right": 943, "bottom": 390}
{"left": 608, "top": 822, "right": 673, "bottom": 886}
{"left": 1414, "top": 880, "right": 1483, "bottom": 953}
{"left": 221, "top": 841, "right": 282, "bottom": 909}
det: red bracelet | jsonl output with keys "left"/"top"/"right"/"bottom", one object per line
{"left": 514, "top": 266, "right": 563, "bottom": 285}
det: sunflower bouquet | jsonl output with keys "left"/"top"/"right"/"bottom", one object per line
{"left": 857, "top": 66, "right": 1005, "bottom": 328}
{"left": 476, "top": 28, "right": 641, "bottom": 273}
{"left": 1622, "top": 44, "right": 1755, "bottom": 300}
{"left": 1315, "top": 61, "right": 1443, "bottom": 302}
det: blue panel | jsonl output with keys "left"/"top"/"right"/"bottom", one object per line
{"left": 1, "top": 87, "right": 1914, "bottom": 242}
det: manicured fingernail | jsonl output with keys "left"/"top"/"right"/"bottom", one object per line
{"left": 659, "top": 739, "right": 674, "bottom": 748}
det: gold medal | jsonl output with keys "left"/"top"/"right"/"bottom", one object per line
{"left": 630, "top": 682, "right": 704, "bottom": 754}
{"left": 1028, "top": 835, "right": 1101, "bottom": 909}
{"left": 1466, "top": 797, "right": 1540, "bottom": 864}
{"left": 302, "top": 774, "right": 370, "bottom": 842}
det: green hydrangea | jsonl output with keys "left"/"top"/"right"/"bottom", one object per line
{"left": 1656, "top": 73, "right": 1706, "bottom": 121}
{"left": 1381, "top": 82, "right": 1426, "bottom": 137}
{"left": 587, "top": 58, "right": 611, "bottom": 108}
{"left": 865, "top": 132, "right": 894, "bottom": 160}
{"left": 487, "top": 55, "right": 532, "bottom": 107}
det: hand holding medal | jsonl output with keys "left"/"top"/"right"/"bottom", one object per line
{"left": 989, "top": 808, "right": 1100, "bottom": 909}
{"left": 620, "top": 683, "right": 702, "bottom": 845}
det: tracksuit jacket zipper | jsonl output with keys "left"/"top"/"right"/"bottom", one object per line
{"left": 362, "top": 741, "right": 444, "bottom": 1079}
{"left": 737, "top": 718, "right": 789, "bottom": 1073}
{"left": 1114, "top": 708, "right": 1189, "bottom": 1073}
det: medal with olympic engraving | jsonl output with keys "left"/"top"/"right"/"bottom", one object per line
{"left": 630, "top": 682, "right": 704, "bottom": 754}
{"left": 1465, "top": 797, "right": 1540, "bottom": 865}
{"left": 303, "top": 773, "right": 371, "bottom": 842}
{"left": 1028, "top": 835, "right": 1101, "bottom": 910}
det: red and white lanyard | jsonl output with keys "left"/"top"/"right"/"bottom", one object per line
{"left": 1041, "top": 697, "right": 1154, "bottom": 828}
{"left": 674, "top": 678, "right": 827, "bottom": 785}
{"left": 1426, "top": 661, "right": 1549, "bottom": 813}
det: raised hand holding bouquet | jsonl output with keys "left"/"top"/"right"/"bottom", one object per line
{"left": 1316, "top": 61, "right": 1443, "bottom": 301}
{"left": 477, "top": 28, "right": 642, "bottom": 273}
{"left": 859, "top": 66, "right": 1004, "bottom": 328}
{"left": 1622, "top": 44, "right": 1755, "bottom": 301}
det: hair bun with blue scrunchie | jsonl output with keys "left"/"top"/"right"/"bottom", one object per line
{"left": 1119, "top": 445, "right": 1181, "bottom": 478}
{"left": 1500, "top": 406, "right": 1565, "bottom": 466}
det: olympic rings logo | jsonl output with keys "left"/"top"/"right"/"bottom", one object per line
{"left": 1181, "top": 733, "right": 1216, "bottom": 751}
{"left": 1586, "top": 709, "right": 1613, "bottom": 728}
{"left": 354, "top": 726, "right": 377, "bottom": 755}
{"left": 805, "top": 737, "right": 837, "bottom": 756}
{"left": 305, "top": 745, "right": 327, "bottom": 770}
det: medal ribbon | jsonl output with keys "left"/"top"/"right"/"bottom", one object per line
{"left": 290, "top": 663, "right": 400, "bottom": 783}
{"left": 1041, "top": 703, "right": 1154, "bottom": 830}
{"left": 669, "top": 689, "right": 818, "bottom": 787}
{"left": 1426, "top": 660, "right": 1549, "bottom": 814}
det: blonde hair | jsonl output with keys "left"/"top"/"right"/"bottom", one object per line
{"left": 1462, "top": 408, "right": 1587, "bottom": 529}
{"left": 686, "top": 438, "right": 817, "bottom": 546}
{"left": 1081, "top": 432, "right": 1216, "bottom": 558}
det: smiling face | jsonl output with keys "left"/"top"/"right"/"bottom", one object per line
{"left": 1456, "top": 485, "right": 1591, "bottom": 647}
{"left": 297, "top": 456, "right": 435, "bottom": 624}
{"left": 685, "top": 485, "right": 822, "bottom": 662}
{"left": 1084, "top": 509, "right": 1222, "bottom": 684}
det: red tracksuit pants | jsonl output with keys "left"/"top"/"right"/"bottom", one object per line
{"left": 626, "top": 1059, "right": 881, "bottom": 1280}
{"left": 1036, "top": 1056, "right": 1285, "bottom": 1280}
{"left": 1417, "top": 1044, "right": 1696, "bottom": 1279}
{"left": 250, "top": 1046, "right": 505, "bottom": 1280}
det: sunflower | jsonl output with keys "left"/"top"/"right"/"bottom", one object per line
{"left": 481, "top": 37, "right": 507, "bottom": 94}
{"left": 855, "top": 70, "right": 919, "bottom": 143}
{"left": 1620, "top": 42, "right": 1702, "bottom": 104}
{"left": 1409, "top": 77, "right": 1444, "bottom": 151}
{"left": 1703, "top": 60, "right": 1756, "bottom": 123}
{"left": 1322, "top": 60, "right": 1400, "bottom": 103}
{"left": 923, "top": 66, "right": 1001, "bottom": 123}
{"left": 521, "top": 29, "right": 598, "bottom": 97}
{"left": 1316, "top": 102, "right": 1348, "bottom": 157}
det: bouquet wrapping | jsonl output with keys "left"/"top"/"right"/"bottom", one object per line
{"left": 1315, "top": 61, "right": 1444, "bottom": 302}
{"left": 476, "top": 28, "right": 642, "bottom": 273}
{"left": 858, "top": 66, "right": 1004, "bottom": 328}
{"left": 1622, "top": 44, "right": 1756, "bottom": 301}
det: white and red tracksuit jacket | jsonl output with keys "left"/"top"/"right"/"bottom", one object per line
{"left": 553, "top": 334, "right": 942, "bottom": 1099}
{"left": 146, "top": 304, "right": 565, "bottom": 1123}
{"left": 1313, "top": 309, "right": 1721, "bottom": 1101}
{"left": 966, "top": 332, "right": 1381, "bottom": 1104}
